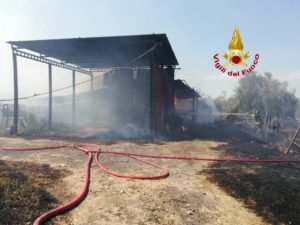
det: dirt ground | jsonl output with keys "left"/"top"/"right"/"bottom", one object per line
{"left": 0, "top": 125, "right": 299, "bottom": 225}
{"left": 0, "top": 160, "right": 71, "bottom": 225}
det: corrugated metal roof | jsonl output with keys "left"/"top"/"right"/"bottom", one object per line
{"left": 9, "top": 34, "right": 178, "bottom": 69}
{"left": 174, "top": 79, "right": 200, "bottom": 99}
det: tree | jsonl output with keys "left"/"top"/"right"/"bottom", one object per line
{"left": 215, "top": 72, "right": 299, "bottom": 119}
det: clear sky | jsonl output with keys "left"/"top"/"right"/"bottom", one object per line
{"left": 0, "top": 0, "right": 300, "bottom": 100}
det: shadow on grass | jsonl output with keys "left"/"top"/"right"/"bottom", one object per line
{"left": 17, "top": 122, "right": 264, "bottom": 145}
{"left": 3, "top": 123, "right": 299, "bottom": 224}
{"left": 0, "top": 160, "right": 69, "bottom": 225}
{"left": 200, "top": 131, "right": 300, "bottom": 225}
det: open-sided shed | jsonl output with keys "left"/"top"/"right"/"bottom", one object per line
{"left": 8, "top": 34, "right": 179, "bottom": 135}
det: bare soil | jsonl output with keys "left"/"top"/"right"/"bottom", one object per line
{"left": 0, "top": 125, "right": 299, "bottom": 225}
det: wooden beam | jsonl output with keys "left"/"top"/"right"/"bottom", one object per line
{"left": 286, "top": 126, "right": 300, "bottom": 154}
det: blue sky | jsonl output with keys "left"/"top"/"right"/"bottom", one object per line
{"left": 0, "top": 0, "right": 300, "bottom": 99}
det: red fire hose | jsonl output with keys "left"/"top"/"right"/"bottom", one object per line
{"left": 33, "top": 152, "right": 92, "bottom": 225}
{"left": 0, "top": 143, "right": 299, "bottom": 225}
{"left": 95, "top": 152, "right": 170, "bottom": 179}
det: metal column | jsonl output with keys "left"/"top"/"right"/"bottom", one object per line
{"left": 90, "top": 74, "right": 94, "bottom": 91}
{"left": 48, "top": 64, "right": 52, "bottom": 129}
{"left": 72, "top": 70, "right": 76, "bottom": 127}
{"left": 12, "top": 51, "right": 18, "bottom": 134}
{"left": 192, "top": 88, "right": 195, "bottom": 122}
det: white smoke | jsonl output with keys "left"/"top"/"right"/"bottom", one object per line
{"left": 196, "top": 96, "right": 220, "bottom": 124}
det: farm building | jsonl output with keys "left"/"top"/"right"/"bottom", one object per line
{"left": 7, "top": 34, "right": 199, "bottom": 136}
{"left": 174, "top": 79, "right": 200, "bottom": 121}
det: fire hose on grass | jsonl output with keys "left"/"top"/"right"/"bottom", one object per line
{"left": 0, "top": 143, "right": 300, "bottom": 225}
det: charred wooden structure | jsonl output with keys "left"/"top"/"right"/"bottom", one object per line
{"left": 174, "top": 79, "right": 200, "bottom": 121}
{"left": 8, "top": 34, "right": 179, "bottom": 135}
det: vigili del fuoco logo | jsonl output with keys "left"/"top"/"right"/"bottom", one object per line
{"left": 213, "top": 26, "right": 260, "bottom": 77}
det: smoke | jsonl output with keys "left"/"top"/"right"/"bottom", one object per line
{"left": 1, "top": 67, "right": 221, "bottom": 138}
{"left": 4, "top": 69, "right": 153, "bottom": 138}
{"left": 196, "top": 96, "right": 220, "bottom": 124}
{"left": 87, "top": 123, "right": 151, "bottom": 140}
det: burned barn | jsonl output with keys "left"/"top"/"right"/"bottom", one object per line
{"left": 6, "top": 34, "right": 196, "bottom": 136}
{"left": 174, "top": 79, "right": 200, "bottom": 121}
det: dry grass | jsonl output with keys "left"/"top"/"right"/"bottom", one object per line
{"left": 203, "top": 142, "right": 300, "bottom": 225}
{"left": 0, "top": 124, "right": 299, "bottom": 225}
{"left": 0, "top": 160, "right": 70, "bottom": 225}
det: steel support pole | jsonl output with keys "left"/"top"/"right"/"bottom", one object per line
{"left": 149, "top": 37, "right": 156, "bottom": 136}
{"left": 149, "top": 62, "right": 155, "bottom": 135}
{"left": 91, "top": 74, "right": 94, "bottom": 91}
{"left": 48, "top": 64, "right": 52, "bottom": 129}
{"left": 72, "top": 70, "right": 76, "bottom": 127}
{"left": 12, "top": 52, "right": 18, "bottom": 134}
{"left": 192, "top": 87, "right": 195, "bottom": 122}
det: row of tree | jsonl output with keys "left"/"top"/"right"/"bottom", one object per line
{"left": 214, "top": 72, "right": 299, "bottom": 119}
